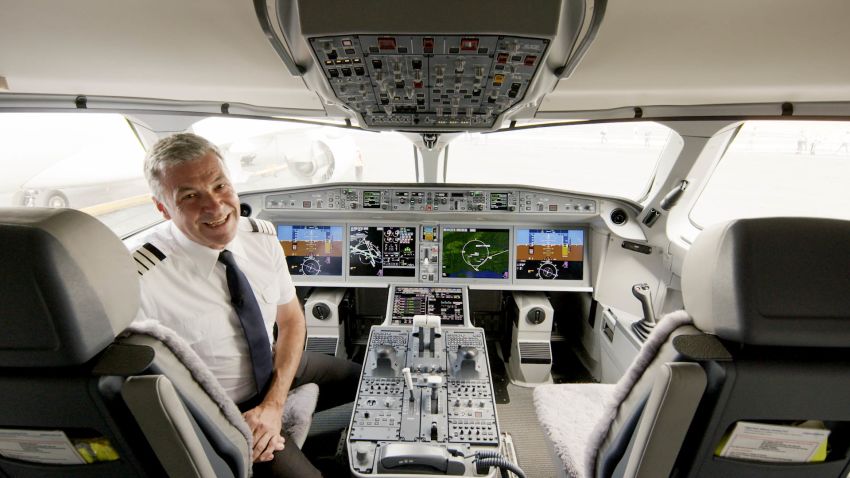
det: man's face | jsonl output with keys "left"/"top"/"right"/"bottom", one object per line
{"left": 154, "top": 151, "right": 240, "bottom": 250}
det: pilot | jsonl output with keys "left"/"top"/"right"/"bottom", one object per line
{"left": 133, "top": 133, "right": 359, "bottom": 477}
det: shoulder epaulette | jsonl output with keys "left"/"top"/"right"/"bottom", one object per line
{"left": 132, "top": 243, "right": 167, "bottom": 276}
{"left": 248, "top": 218, "right": 275, "bottom": 236}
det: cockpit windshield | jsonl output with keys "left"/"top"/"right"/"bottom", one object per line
{"left": 191, "top": 117, "right": 676, "bottom": 201}
{"left": 445, "top": 122, "right": 675, "bottom": 200}
{"left": 0, "top": 113, "right": 676, "bottom": 236}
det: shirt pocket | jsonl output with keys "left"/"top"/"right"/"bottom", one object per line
{"left": 259, "top": 282, "right": 281, "bottom": 305}
{"left": 174, "top": 312, "right": 216, "bottom": 362}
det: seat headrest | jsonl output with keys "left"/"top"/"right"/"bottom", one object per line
{"left": 0, "top": 208, "right": 139, "bottom": 367}
{"left": 682, "top": 217, "right": 850, "bottom": 347}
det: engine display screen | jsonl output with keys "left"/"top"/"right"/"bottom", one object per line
{"left": 391, "top": 286, "right": 465, "bottom": 326}
{"left": 349, "top": 226, "right": 417, "bottom": 277}
{"left": 441, "top": 227, "right": 510, "bottom": 280}
{"left": 277, "top": 225, "right": 344, "bottom": 276}
{"left": 514, "top": 228, "right": 584, "bottom": 280}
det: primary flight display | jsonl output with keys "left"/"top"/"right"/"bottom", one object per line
{"left": 514, "top": 228, "right": 584, "bottom": 281}
{"left": 277, "top": 225, "right": 345, "bottom": 276}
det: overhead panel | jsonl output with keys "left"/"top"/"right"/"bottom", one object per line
{"left": 309, "top": 35, "right": 548, "bottom": 130}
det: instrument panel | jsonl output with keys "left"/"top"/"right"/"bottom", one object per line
{"left": 254, "top": 185, "right": 599, "bottom": 291}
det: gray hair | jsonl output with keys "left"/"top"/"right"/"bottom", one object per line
{"left": 144, "top": 133, "right": 226, "bottom": 200}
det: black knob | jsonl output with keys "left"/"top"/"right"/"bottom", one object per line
{"left": 526, "top": 307, "right": 546, "bottom": 325}
{"left": 312, "top": 303, "right": 331, "bottom": 320}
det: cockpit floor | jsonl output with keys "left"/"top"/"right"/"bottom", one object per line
{"left": 497, "top": 383, "right": 558, "bottom": 477}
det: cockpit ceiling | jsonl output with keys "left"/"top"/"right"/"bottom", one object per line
{"left": 539, "top": 0, "right": 850, "bottom": 113}
{"left": 1, "top": 0, "right": 850, "bottom": 121}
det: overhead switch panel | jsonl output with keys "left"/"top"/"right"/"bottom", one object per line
{"left": 309, "top": 35, "right": 549, "bottom": 130}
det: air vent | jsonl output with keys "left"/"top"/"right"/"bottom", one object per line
{"left": 610, "top": 208, "right": 627, "bottom": 225}
{"left": 519, "top": 341, "right": 551, "bottom": 364}
{"left": 305, "top": 336, "right": 337, "bottom": 355}
{"left": 240, "top": 203, "right": 252, "bottom": 217}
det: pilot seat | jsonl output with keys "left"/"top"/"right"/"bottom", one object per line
{"left": 0, "top": 208, "right": 317, "bottom": 478}
{"left": 534, "top": 217, "right": 850, "bottom": 478}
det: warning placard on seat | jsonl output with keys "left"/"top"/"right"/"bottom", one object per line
{"left": 718, "top": 421, "right": 830, "bottom": 463}
{"left": 0, "top": 429, "right": 85, "bottom": 465}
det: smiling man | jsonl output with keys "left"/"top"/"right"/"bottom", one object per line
{"left": 133, "top": 133, "right": 359, "bottom": 477}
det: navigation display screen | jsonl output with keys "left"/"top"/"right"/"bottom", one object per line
{"left": 391, "top": 286, "right": 465, "bottom": 326}
{"left": 349, "top": 226, "right": 417, "bottom": 277}
{"left": 515, "top": 228, "right": 584, "bottom": 281}
{"left": 441, "top": 227, "right": 510, "bottom": 280}
{"left": 277, "top": 225, "right": 344, "bottom": 276}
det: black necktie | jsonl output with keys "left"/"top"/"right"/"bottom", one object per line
{"left": 218, "top": 250, "right": 273, "bottom": 396}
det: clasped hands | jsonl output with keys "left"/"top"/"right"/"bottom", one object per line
{"left": 242, "top": 402, "right": 286, "bottom": 462}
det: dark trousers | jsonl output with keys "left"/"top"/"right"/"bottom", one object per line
{"left": 251, "top": 351, "right": 361, "bottom": 478}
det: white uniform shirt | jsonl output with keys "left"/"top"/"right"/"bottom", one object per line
{"left": 133, "top": 217, "right": 296, "bottom": 403}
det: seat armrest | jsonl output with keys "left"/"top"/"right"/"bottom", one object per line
{"left": 625, "top": 362, "right": 707, "bottom": 478}
{"left": 122, "top": 375, "right": 217, "bottom": 478}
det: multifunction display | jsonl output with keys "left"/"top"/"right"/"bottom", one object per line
{"left": 514, "top": 228, "right": 584, "bottom": 281}
{"left": 349, "top": 226, "right": 417, "bottom": 277}
{"left": 441, "top": 227, "right": 510, "bottom": 280}
{"left": 277, "top": 225, "right": 344, "bottom": 276}
{"left": 391, "top": 286, "right": 465, "bottom": 326}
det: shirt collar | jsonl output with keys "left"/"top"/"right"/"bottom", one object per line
{"left": 169, "top": 221, "right": 247, "bottom": 278}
